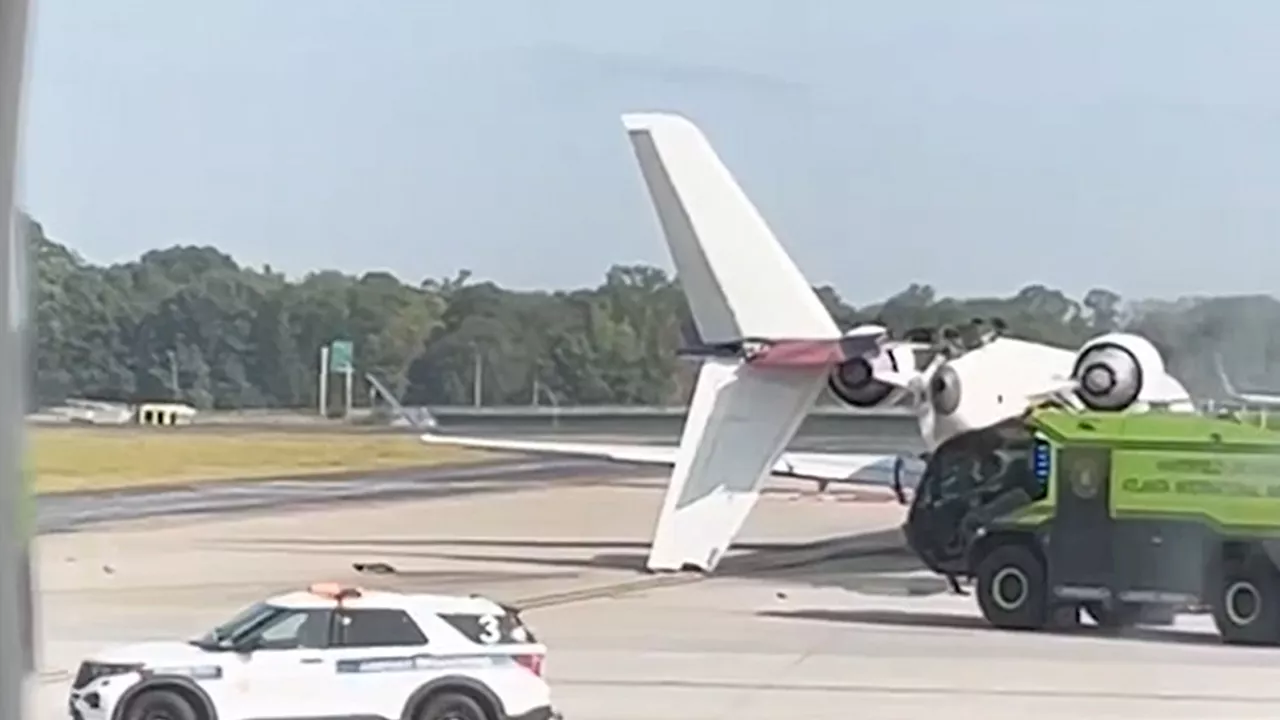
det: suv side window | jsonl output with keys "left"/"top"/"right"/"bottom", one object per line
{"left": 439, "top": 609, "right": 535, "bottom": 646}
{"left": 334, "top": 609, "right": 428, "bottom": 648}
{"left": 252, "top": 609, "right": 332, "bottom": 650}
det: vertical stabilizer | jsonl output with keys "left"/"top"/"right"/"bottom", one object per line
{"left": 622, "top": 113, "right": 837, "bottom": 572}
{"left": 622, "top": 113, "right": 839, "bottom": 345}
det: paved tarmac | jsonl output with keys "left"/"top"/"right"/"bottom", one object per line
{"left": 31, "top": 469, "right": 1280, "bottom": 719}
{"left": 35, "top": 457, "right": 624, "bottom": 533}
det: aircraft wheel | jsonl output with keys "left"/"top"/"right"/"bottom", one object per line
{"left": 975, "top": 543, "right": 1048, "bottom": 631}
{"left": 1213, "top": 556, "right": 1280, "bottom": 646}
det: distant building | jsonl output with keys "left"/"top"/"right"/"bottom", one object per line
{"left": 134, "top": 401, "right": 197, "bottom": 426}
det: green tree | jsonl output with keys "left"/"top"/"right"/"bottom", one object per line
{"left": 26, "top": 208, "right": 1280, "bottom": 408}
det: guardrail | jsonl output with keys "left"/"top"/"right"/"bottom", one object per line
{"left": 429, "top": 405, "right": 912, "bottom": 418}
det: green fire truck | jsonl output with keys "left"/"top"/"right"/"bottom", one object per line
{"left": 902, "top": 407, "right": 1280, "bottom": 645}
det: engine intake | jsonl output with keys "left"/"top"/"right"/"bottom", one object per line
{"left": 1071, "top": 333, "right": 1165, "bottom": 412}
{"left": 828, "top": 324, "right": 902, "bottom": 408}
{"left": 829, "top": 357, "right": 894, "bottom": 407}
{"left": 929, "top": 362, "right": 962, "bottom": 416}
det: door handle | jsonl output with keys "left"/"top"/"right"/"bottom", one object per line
{"left": 300, "top": 657, "right": 323, "bottom": 664}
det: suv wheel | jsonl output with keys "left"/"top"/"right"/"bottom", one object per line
{"left": 417, "top": 691, "right": 490, "bottom": 720}
{"left": 122, "top": 689, "right": 198, "bottom": 720}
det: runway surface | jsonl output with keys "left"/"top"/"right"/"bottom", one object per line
{"left": 31, "top": 459, "right": 1280, "bottom": 719}
{"left": 35, "top": 457, "right": 625, "bottom": 533}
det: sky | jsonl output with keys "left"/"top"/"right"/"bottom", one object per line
{"left": 18, "top": 1, "right": 1280, "bottom": 305}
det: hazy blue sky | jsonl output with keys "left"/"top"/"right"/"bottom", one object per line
{"left": 19, "top": 1, "right": 1280, "bottom": 304}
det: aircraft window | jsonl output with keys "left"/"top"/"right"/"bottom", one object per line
{"left": 334, "top": 609, "right": 427, "bottom": 648}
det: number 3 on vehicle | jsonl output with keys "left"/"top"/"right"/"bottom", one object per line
{"left": 478, "top": 614, "right": 501, "bottom": 644}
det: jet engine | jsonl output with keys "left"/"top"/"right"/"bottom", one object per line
{"left": 1070, "top": 332, "right": 1166, "bottom": 412}
{"left": 827, "top": 324, "right": 900, "bottom": 407}
{"left": 829, "top": 356, "right": 895, "bottom": 407}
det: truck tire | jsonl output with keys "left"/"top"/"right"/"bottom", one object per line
{"left": 1212, "top": 556, "right": 1280, "bottom": 646}
{"left": 121, "top": 688, "right": 199, "bottom": 720}
{"left": 976, "top": 543, "right": 1048, "bottom": 631}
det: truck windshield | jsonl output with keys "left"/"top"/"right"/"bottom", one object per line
{"left": 905, "top": 417, "right": 1042, "bottom": 575}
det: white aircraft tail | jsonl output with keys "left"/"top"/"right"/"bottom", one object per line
{"left": 623, "top": 113, "right": 840, "bottom": 344}
{"left": 623, "top": 113, "right": 838, "bottom": 572}
{"left": 1214, "top": 353, "right": 1280, "bottom": 407}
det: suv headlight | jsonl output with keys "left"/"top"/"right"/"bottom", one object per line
{"left": 73, "top": 661, "right": 143, "bottom": 688}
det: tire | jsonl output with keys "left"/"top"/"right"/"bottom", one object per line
{"left": 1212, "top": 556, "right": 1280, "bottom": 646}
{"left": 121, "top": 689, "right": 199, "bottom": 720}
{"left": 416, "top": 691, "right": 491, "bottom": 720}
{"left": 975, "top": 543, "right": 1048, "bottom": 631}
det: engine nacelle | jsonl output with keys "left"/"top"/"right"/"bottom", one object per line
{"left": 828, "top": 324, "right": 905, "bottom": 408}
{"left": 829, "top": 356, "right": 895, "bottom": 407}
{"left": 1071, "top": 332, "right": 1166, "bottom": 412}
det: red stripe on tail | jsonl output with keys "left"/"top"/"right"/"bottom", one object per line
{"left": 746, "top": 340, "right": 846, "bottom": 368}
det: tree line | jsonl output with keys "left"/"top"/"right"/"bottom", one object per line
{"left": 25, "top": 213, "right": 1280, "bottom": 410}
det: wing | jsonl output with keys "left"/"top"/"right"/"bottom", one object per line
{"left": 420, "top": 432, "right": 923, "bottom": 489}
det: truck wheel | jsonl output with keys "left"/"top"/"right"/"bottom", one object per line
{"left": 1213, "top": 557, "right": 1280, "bottom": 646}
{"left": 121, "top": 689, "right": 199, "bottom": 720}
{"left": 416, "top": 691, "right": 490, "bottom": 720}
{"left": 976, "top": 543, "right": 1048, "bottom": 630}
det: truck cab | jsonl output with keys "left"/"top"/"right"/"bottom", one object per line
{"left": 902, "top": 407, "right": 1280, "bottom": 645}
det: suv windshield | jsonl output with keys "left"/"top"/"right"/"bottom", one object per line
{"left": 190, "top": 602, "right": 282, "bottom": 649}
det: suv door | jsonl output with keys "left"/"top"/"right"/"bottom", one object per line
{"left": 324, "top": 608, "right": 433, "bottom": 719}
{"left": 231, "top": 608, "right": 334, "bottom": 719}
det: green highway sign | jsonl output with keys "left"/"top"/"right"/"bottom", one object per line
{"left": 328, "top": 340, "right": 354, "bottom": 373}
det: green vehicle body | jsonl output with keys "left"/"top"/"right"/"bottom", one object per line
{"left": 902, "top": 407, "right": 1280, "bottom": 639}
{"left": 1001, "top": 409, "right": 1280, "bottom": 530}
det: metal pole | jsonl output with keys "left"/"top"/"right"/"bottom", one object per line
{"left": 0, "top": 0, "right": 34, "bottom": 717}
{"left": 318, "top": 346, "right": 329, "bottom": 417}
{"left": 343, "top": 366, "right": 352, "bottom": 418}
{"left": 166, "top": 349, "right": 179, "bottom": 399}
{"left": 472, "top": 345, "right": 482, "bottom": 407}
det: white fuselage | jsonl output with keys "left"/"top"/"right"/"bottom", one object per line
{"left": 910, "top": 336, "right": 1194, "bottom": 453}
{"left": 915, "top": 338, "right": 1074, "bottom": 452}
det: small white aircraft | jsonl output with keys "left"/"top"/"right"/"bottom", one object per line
{"left": 1214, "top": 353, "right": 1280, "bottom": 408}
{"left": 422, "top": 112, "right": 1194, "bottom": 574}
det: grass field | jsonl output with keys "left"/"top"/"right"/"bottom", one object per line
{"left": 30, "top": 427, "right": 500, "bottom": 495}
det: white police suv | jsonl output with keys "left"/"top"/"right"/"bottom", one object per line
{"left": 68, "top": 583, "right": 559, "bottom": 720}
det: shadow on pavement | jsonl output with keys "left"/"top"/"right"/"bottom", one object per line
{"left": 759, "top": 607, "right": 1228, "bottom": 647}
{"left": 207, "top": 529, "right": 930, "bottom": 594}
